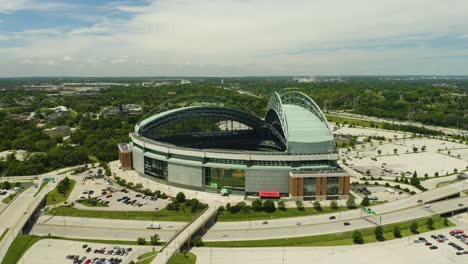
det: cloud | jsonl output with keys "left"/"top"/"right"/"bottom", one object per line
{"left": 63, "top": 56, "right": 72, "bottom": 61}
{"left": 1, "top": 0, "right": 468, "bottom": 76}
{"left": 0, "top": 0, "right": 75, "bottom": 13}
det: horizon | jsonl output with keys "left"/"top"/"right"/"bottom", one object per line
{"left": 1, "top": 0, "right": 468, "bottom": 77}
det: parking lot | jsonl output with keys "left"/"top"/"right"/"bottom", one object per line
{"left": 19, "top": 239, "right": 152, "bottom": 264}
{"left": 342, "top": 137, "right": 467, "bottom": 178}
{"left": 353, "top": 186, "right": 410, "bottom": 202}
{"left": 69, "top": 176, "right": 169, "bottom": 211}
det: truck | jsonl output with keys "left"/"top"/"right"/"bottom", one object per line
{"left": 146, "top": 223, "right": 161, "bottom": 229}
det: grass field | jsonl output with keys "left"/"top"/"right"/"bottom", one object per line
{"left": 2, "top": 186, "right": 30, "bottom": 204}
{"left": 1, "top": 234, "right": 156, "bottom": 264}
{"left": 136, "top": 251, "right": 158, "bottom": 264}
{"left": 1, "top": 234, "right": 41, "bottom": 264}
{"left": 46, "top": 206, "right": 201, "bottom": 222}
{"left": 77, "top": 199, "right": 108, "bottom": 207}
{"left": 218, "top": 206, "right": 350, "bottom": 222}
{"left": 33, "top": 182, "right": 48, "bottom": 197}
{"left": 168, "top": 252, "right": 197, "bottom": 264}
{"left": 0, "top": 228, "right": 9, "bottom": 243}
{"left": 204, "top": 216, "right": 454, "bottom": 247}
{"left": 45, "top": 179, "right": 76, "bottom": 205}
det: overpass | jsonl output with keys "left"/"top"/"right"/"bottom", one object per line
{"left": 0, "top": 176, "right": 59, "bottom": 262}
{"left": 152, "top": 206, "right": 218, "bottom": 264}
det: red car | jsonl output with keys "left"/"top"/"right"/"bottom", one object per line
{"left": 106, "top": 194, "right": 112, "bottom": 198}
{"left": 425, "top": 242, "right": 432, "bottom": 246}
{"left": 450, "top": 230, "right": 464, "bottom": 235}
{"left": 84, "top": 259, "right": 91, "bottom": 264}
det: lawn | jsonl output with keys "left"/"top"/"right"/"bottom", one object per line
{"left": 0, "top": 228, "right": 9, "bottom": 243}
{"left": 218, "top": 206, "right": 350, "bottom": 222}
{"left": 45, "top": 178, "right": 76, "bottom": 205}
{"left": 77, "top": 199, "right": 108, "bottom": 207}
{"left": 326, "top": 114, "right": 384, "bottom": 128}
{"left": 168, "top": 252, "right": 197, "bottom": 264}
{"left": 2, "top": 186, "right": 30, "bottom": 204}
{"left": 136, "top": 251, "right": 158, "bottom": 264}
{"left": 46, "top": 206, "right": 202, "bottom": 222}
{"left": 33, "top": 181, "right": 48, "bottom": 197}
{"left": 1, "top": 234, "right": 41, "bottom": 264}
{"left": 204, "top": 216, "right": 454, "bottom": 247}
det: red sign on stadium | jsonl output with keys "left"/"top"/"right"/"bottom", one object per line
{"left": 259, "top": 191, "right": 280, "bottom": 198}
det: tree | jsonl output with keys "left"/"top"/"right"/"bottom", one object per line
{"left": 365, "top": 169, "right": 371, "bottom": 175}
{"left": 393, "top": 226, "right": 402, "bottom": 238}
{"left": 330, "top": 200, "right": 339, "bottom": 210}
{"left": 313, "top": 200, "right": 321, "bottom": 211}
{"left": 2, "top": 181, "right": 12, "bottom": 190}
{"left": 443, "top": 218, "right": 449, "bottom": 226}
{"left": 413, "top": 147, "right": 418, "bottom": 152}
{"left": 410, "top": 173, "right": 420, "bottom": 186}
{"left": 295, "top": 200, "right": 304, "bottom": 211}
{"left": 377, "top": 150, "right": 382, "bottom": 155}
{"left": 226, "top": 203, "right": 231, "bottom": 212}
{"left": 251, "top": 199, "right": 263, "bottom": 212}
{"left": 426, "top": 218, "right": 434, "bottom": 230}
{"left": 352, "top": 230, "right": 364, "bottom": 244}
{"left": 192, "top": 235, "right": 204, "bottom": 247}
{"left": 346, "top": 197, "right": 356, "bottom": 209}
{"left": 134, "top": 183, "right": 143, "bottom": 191}
{"left": 410, "top": 222, "right": 419, "bottom": 234}
{"left": 361, "top": 196, "right": 370, "bottom": 207}
{"left": 15, "top": 182, "right": 21, "bottom": 187}
{"left": 393, "top": 148, "right": 398, "bottom": 154}
{"left": 277, "top": 200, "right": 286, "bottom": 211}
{"left": 150, "top": 234, "right": 160, "bottom": 245}
{"left": 176, "top": 192, "right": 186, "bottom": 203}
{"left": 421, "top": 145, "right": 426, "bottom": 151}
{"left": 137, "top": 237, "right": 147, "bottom": 245}
{"left": 262, "top": 200, "right": 276, "bottom": 213}
{"left": 375, "top": 226, "right": 384, "bottom": 241}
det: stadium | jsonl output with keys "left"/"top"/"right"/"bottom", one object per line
{"left": 120, "top": 91, "right": 350, "bottom": 199}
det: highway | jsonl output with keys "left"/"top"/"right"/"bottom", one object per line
{"left": 204, "top": 196, "right": 468, "bottom": 241}
{"left": 203, "top": 196, "right": 468, "bottom": 241}
{"left": 30, "top": 216, "right": 184, "bottom": 241}
{"left": 0, "top": 173, "right": 59, "bottom": 262}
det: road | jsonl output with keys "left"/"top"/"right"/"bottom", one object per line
{"left": 0, "top": 172, "right": 59, "bottom": 262}
{"left": 203, "top": 196, "right": 468, "bottom": 241}
{"left": 30, "top": 216, "right": 184, "bottom": 241}
{"left": 192, "top": 225, "right": 468, "bottom": 264}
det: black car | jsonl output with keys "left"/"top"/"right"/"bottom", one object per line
{"left": 429, "top": 246, "right": 438, "bottom": 250}
{"left": 329, "top": 216, "right": 336, "bottom": 220}
{"left": 344, "top": 222, "right": 351, "bottom": 226}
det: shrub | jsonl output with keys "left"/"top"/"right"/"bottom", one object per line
{"left": 346, "top": 197, "right": 356, "bottom": 209}
{"left": 361, "top": 196, "right": 370, "bottom": 207}
{"left": 375, "top": 226, "right": 384, "bottom": 241}
{"left": 443, "top": 218, "right": 449, "bottom": 226}
{"left": 312, "top": 200, "right": 321, "bottom": 211}
{"left": 352, "top": 230, "right": 364, "bottom": 244}
{"left": 277, "top": 200, "right": 286, "bottom": 211}
{"left": 426, "top": 218, "right": 434, "bottom": 230}
{"left": 393, "top": 226, "right": 402, "bottom": 238}
{"left": 161, "top": 193, "right": 168, "bottom": 199}
{"left": 137, "top": 237, "right": 147, "bottom": 245}
{"left": 330, "top": 200, "right": 339, "bottom": 210}
{"left": 192, "top": 235, "right": 204, "bottom": 247}
{"left": 150, "top": 234, "right": 160, "bottom": 245}
{"left": 262, "top": 200, "right": 276, "bottom": 213}
{"left": 410, "top": 222, "right": 419, "bottom": 234}
{"left": 251, "top": 199, "right": 263, "bottom": 212}
{"left": 296, "top": 200, "right": 305, "bottom": 211}
{"left": 226, "top": 203, "right": 231, "bottom": 211}
{"left": 176, "top": 192, "right": 186, "bottom": 203}
{"left": 166, "top": 201, "right": 180, "bottom": 211}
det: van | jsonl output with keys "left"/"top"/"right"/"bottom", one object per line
{"left": 146, "top": 223, "right": 161, "bottom": 229}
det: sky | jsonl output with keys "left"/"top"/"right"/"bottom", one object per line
{"left": 0, "top": 0, "right": 468, "bottom": 77}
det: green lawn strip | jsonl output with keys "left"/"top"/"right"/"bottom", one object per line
{"left": 218, "top": 207, "right": 349, "bottom": 222}
{"left": 136, "top": 251, "right": 158, "bottom": 264}
{"left": 204, "top": 216, "right": 454, "bottom": 247}
{"left": 2, "top": 186, "right": 30, "bottom": 204}
{"left": 1, "top": 234, "right": 42, "bottom": 264}
{"left": 0, "top": 228, "right": 9, "bottom": 242}
{"left": 46, "top": 206, "right": 201, "bottom": 222}
{"left": 45, "top": 179, "right": 76, "bottom": 205}
{"left": 168, "top": 252, "right": 197, "bottom": 264}
{"left": 33, "top": 181, "right": 48, "bottom": 197}
{"left": 76, "top": 199, "right": 108, "bottom": 207}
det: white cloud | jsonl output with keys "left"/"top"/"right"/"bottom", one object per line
{"left": 63, "top": 56, "right": 72, "bottom": 61}
{"left": 0, "top": 0, "right": 75, "bottom": 13}
{"left": 1, "top": 0, "right": 468, "bottom": 76}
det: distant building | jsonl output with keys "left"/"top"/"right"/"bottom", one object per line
{"left": 180, "top": 80, "right": 191, "bottom": 85}
{"left": 118, "top": 143, "right": 132, "bottom": 170}
{"left": 43, "top": 126, "right": 71, "bottom": 138}
{"left": 102, "top": 104, "right": 142, "bottom": 118}
{"left": 43, "top": 106, "right": 71, "bottom": 122}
